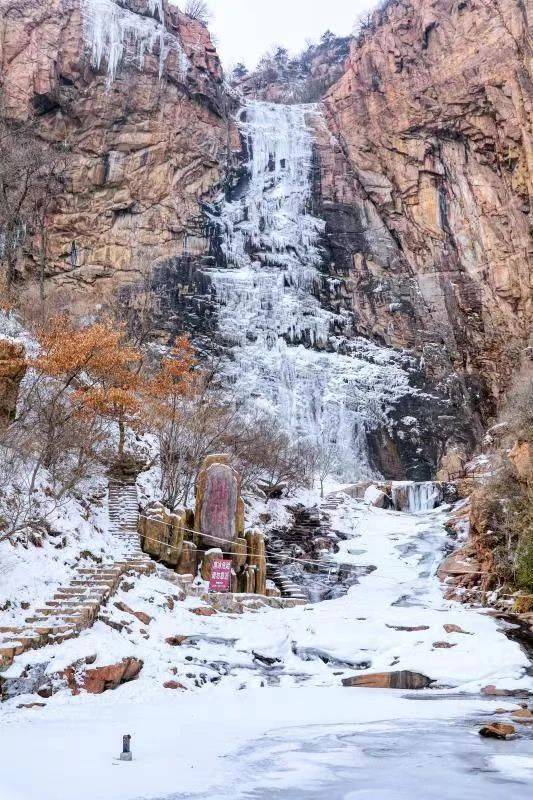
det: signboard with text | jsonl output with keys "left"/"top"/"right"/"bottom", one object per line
{"left": 209, "top": 559, "right": 232, "bottom": 593}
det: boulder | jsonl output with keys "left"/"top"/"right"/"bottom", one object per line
{"left": 165, "top": 635, "right": 190, "bottom": 647}
{"left": 200, "top": 548, "right": 224, "bottom": 582}
{"left": 114, "top": 602, "right": 152, "bottom": 626}
{"left": 364, "top": 485, "right": 389, "bottom": 508}
{"left": 479, "top": 723, "right": 516, "bottom": 740}
{"left": 512, "top": 708, "right": 533, "bottom": 723}
{"left": 232, "top": 537, "right": 248, "bottom": 571}
{"left": 342, "top": 671, "right": 433, "bottom": 689}
{"left": 162, "top": 509, "right": 186, "bottom": 567}
{"left": 239, "top": 565, "right": 256, "bottom": 595}
{"left": 142, "top": 513, "right": 165, "bottom": 559}
{"left": 195, "top": 455, "right": 240, "bottom": 549}
{"left": 266, "top": 580, "right": 281, "bottom": 598}
{"left": 163, "top": 681, "right": 186, "bottom": 690}
{"left": 246, "top": 529, "right": 267, "bottom": 595}
{"left": 438, "top": 547, "right": 481, "bottom": 579}
{"left": 481, "top": 685, "right": 532, "bottom": 698}
{"left": 444, "top": 624, "right": 472, "bottom": 635}
{"left": 65, "top": 658, "right": 143, "bottom": 695}
{"left": 176, "top": 541, "right": 198, "bottom": 576}
{"left": 189, "top": 606, "right": 217, "bottom": 617}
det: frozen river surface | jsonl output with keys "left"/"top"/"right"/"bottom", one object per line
{"left": 161, "top": 713, "right": 533, "bottom": 800}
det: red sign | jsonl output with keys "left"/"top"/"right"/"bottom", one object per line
{"left": 209, "top": 559, "right": 232, "bottom": 593}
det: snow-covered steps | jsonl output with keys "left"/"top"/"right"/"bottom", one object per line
{"left": 266, "top": 500, "right": 350, "bottom": 602}
{"left": 0, "top": 556, "right": 155, "bottom": 671}
{"left": 321, "top": 493, "right": 348, "bottom": 512}
{"left": 0, "top": 480, "right": 151, "bottom": 674}
{"left": 108, "top": 479, "right": 140, "bottom": 535}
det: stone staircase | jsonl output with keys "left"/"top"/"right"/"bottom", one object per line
{"left": 108, "top": 479, "right": 142, "bottom": 542}
{"left": 267, "top": 544, "right": 309, "bottom": 602}
{"left": 266, "top": 493, "right": 351, "bottom": 603}
{"left": 0, "top": 479, "right": 154, "bottom": 672}
{"left": 321, "top": 493, "right": 347, "bottom": 513}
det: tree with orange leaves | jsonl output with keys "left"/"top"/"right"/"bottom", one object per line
{"left": 34, "top": 316, "right": 143, "bottom": 461}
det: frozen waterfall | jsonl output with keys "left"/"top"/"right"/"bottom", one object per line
{"left": 207, "top": 102, "right": 415, "bottom": 479}
{"left": 391, "top": 481, "right": 443, "bottom": 513}
{"left": 81, "top": 0, "right": 189, "bottom": 84}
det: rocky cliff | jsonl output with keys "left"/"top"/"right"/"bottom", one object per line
{"left": 0, "top": 0, "right": 236, "bottom": 315}
{"left": 322, "top": 0, "right": 532, "bottom": 408}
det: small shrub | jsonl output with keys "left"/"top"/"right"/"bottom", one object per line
{"left": 513, "top": 593, "right": 533, "bottom": 614}
{"left": 514, "top": 486, "right": 533, "bottom": 591}
{"left": 184, "top": 0, "right": 210, "bottom": 24}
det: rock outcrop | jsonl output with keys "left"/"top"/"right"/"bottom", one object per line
{"left": 342, "top": 670, "right": 433, "bottom": 689}
{"left": 0, "top": 0, "right": 236, "bottom": 317}
{"left": 322, "top": 0, "right": 532, "bottom": 406}
{"left": 234, "top": 33, "right": 351, "bottom": 103}
{"left": 509, "top": 441, "right": 533, "bottom": 484}
{"left": 0, "top": 340, "right": 26, "bottom": 430}
{"left": 140, "top": 455, "right": 269, "bottom": 596}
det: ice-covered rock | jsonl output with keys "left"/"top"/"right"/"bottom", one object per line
{"left": 81, "top": 0, "right": 189, "bottom": 84}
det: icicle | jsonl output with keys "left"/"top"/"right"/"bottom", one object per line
{"left": 80, "top": 0, "right": 189, "bottom": 85}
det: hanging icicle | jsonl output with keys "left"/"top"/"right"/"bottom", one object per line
{"left": 80, "top": 0, "right": 189, "bottom": 85}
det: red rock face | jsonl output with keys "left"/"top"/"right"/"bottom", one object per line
{"left": 0, "top": 340, "right": 26, "bottom": 430}
{"left": 0, "top": 0, "right": 237, "bottom": 316}
{"left": 323, "top": 0, "right": 532, "bottom": 399}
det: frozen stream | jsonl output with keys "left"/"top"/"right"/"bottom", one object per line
{"left": 162, "top": 715, "right": 533, "bottom": 800}
{"left": 1, "top": 495, "right": 532, "bottom": 800}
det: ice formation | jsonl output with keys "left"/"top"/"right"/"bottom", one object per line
{"left": 207, "top": 102, "right": 416, "bottom": 479}
{"left": 392, "top": 481, "right": 443, "bottom": 513}
{"left": 80, "top": 0, "right": 189, "bottom": 84}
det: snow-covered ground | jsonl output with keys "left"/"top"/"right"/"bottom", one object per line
{"left": 0, "top": 471, "right": 114, "bottom": 629}
{"left": 1, "top": 495, "right": 531, "bottom": 799}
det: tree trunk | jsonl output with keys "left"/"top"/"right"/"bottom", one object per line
{"left": 39, "top": 226, "right": 46, "bottom": 305}
{"left": 118, "top": 418, "right": 125, "bottom": 461}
